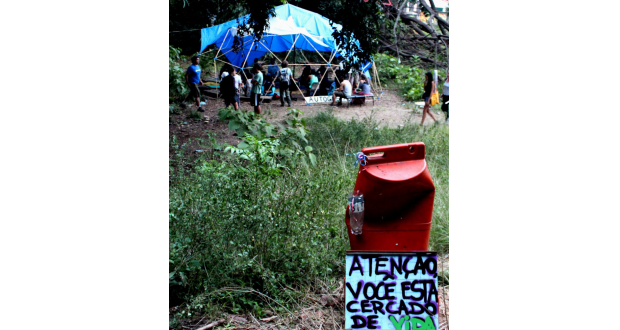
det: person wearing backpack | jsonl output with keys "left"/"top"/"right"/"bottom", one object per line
{"left": 277, "top": 60, "right": 293, "bottom": 107}
{"left": 221, "top": 67, "right": 243, "bottom": 110}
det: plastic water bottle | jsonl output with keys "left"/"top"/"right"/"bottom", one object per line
{"left": 348, "top": 191, "right": 365, "bottom": 235}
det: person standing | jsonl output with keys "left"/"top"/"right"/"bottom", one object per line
{"left": 442, "top": 72, "right": 449, "bottom": 124}
{"left": 267, "top": 59, "right": 279, "bottom": 79}
{"left": 277, "top": 60, "right": 293, "bottom": 107}
{"left": 330, "top": 73, "right": 352, "bottom": 106}
{"left": 420, "top": 72, "right": 437, "bottom": 125}
{"left": 183, "top": 55, "right": 205, "bottom": 112}
{"left": 220, "top": 64, "right": 230, "bottom": 80}
{"left": 250, "top": 63, "right": 264, "bottom": 115}
{"left": 222, "top": 67, "right": 243, "bottom": 110}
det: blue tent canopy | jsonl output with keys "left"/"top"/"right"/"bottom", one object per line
{"left": 199, "top": 4, "right": 372, "bottom": 71}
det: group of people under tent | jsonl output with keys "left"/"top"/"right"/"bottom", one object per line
{"left": 181, "top": 54, "right": 449, "bottom": 124}
{"left": 215, "top": 58, "right": 375, "bottom": 111}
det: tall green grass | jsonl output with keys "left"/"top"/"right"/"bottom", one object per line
{"left": 169, "top": 111, "right": 448, "bottom": 325}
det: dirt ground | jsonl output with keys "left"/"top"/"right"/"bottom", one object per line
{"left": 169, "top": 87, "right": 447, "bottom": 154}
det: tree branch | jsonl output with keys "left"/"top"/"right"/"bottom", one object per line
{"left": 393, "top": 0, "right": 409, "bottom": 62}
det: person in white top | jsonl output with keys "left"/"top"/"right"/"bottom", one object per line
{"left": 330, "top": 73, "right": 352, "bottom": 106}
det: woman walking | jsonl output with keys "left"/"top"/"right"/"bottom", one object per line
{"left": 420, "top": 72, "right": 437, "bottom": 125}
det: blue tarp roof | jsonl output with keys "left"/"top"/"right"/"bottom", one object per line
{"left": 199, "top": 4, "right": 372, "bottom": 71}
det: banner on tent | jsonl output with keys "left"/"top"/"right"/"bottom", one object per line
{"left": 304, "top": 96, "right": 332, "bottom": 104}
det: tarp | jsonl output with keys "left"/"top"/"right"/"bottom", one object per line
{"left": 200, "top": 4, "right": 372, "bottom": 71}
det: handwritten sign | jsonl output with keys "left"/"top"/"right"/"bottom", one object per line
{"left": 345, "top": 252, "right": 438, "bottom": 330}
{"left": 304, "top": 95, "right": 333, "bottom": 104}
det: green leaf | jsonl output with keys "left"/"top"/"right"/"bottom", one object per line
{"left": 228, "top": 120, "right": 241, "bottom": 131}
{"left": 305, "top": 146, "right": 313, "bottom": 153}
{"left": 308, "top": 153, "right": 317, "bottom": 166}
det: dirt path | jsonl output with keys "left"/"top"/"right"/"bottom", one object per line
{"left": 257, "top": 87, "right": 446, "bottom": 128}
{"left": 169, "top": 88, "right": 446, "bottom": 155}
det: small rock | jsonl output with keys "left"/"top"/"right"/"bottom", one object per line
{"left": 232, "top": 316, "right": 247, "bottom": 323}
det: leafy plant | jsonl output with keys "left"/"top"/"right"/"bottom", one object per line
{"left": 170, "top": 45, "right": 188, "bottom": 101}
{"left": 219, "top": 107, "right": 316, "bottom": 169}
{"left": 374, "top": 53, "right": 438, "bottom": 102}
{"left": 225, "top": 133, "right": 286, "bottom": 175}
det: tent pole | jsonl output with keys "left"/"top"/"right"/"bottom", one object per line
{"left": 289, "top": 73, "right": 306, "bottom": 103}
{"left": 261, "top": 45, "right": 283, "bottom": 93}
{"left": 239, "top": 40, "right": 255, "bottom": 96}
{"left": 331, "top": 50, "right": 342, "bottom": 86}
{"left": 373, "top": 62, "right": 383, "bottom": 96}
{"left": 213, "top": 29, "right": 230, "bottom": 62}
{"left": 259, "top": 40, "right": 282, "bottom": 63}
{"left": 283, "top": 34, "right": 301, "bottom": 79}
{"left": 213, "top": 29, "right": 229, "bottom": 85}
{"left": 217, "top": 37, "right": 253, "bottom": 59}
{"left": 300, "top": 34, "right": 329, "bottom": 63}
{"left": 299, "top": 49, "right": 311, "bottom": 66}
{"left": 212, "top": 30, "right": 231, "bottom": 103}
{"left": 283, "top": 34, "right": 300, "bottom": 62}
{"left": 241, "top": 41, "right": 255, "bottom": 71}
{"left": 306, "top": 49, "right": 335, "bottom": 97}
{"left": 258, "top": 39, "right": 285, "bottom": 93}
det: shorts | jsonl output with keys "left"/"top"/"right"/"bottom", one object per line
{"left": 225, "top": 93, "right": 240, "bottom": 107}
{"left": 334, "top": 91, "right": 351, "bottom": 99}
{"left": 188, "top": 83, "right": 200, "bottom": 98}
{"left": 423, "top": 96, "right": 430, "bottom": 102}
{"left": 250, "top": 92, "right": 262, "bottom": 107}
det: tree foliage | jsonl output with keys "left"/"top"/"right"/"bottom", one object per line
{"left": 169, "top": 0, "right": 448, "bottom": 70}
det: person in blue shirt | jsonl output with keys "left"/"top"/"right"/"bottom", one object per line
{"left": 183, "top": 55, "right": 205, "bottom": 112}
{"left": 267, "top": 59, "right": 279, "bottom": 79}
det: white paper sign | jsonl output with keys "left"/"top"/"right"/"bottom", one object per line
{"left": 345, "top": 252, "right": 439, "bottom": 330}
{"left": 304, "top": 95, "right": 333, "bottom": 104}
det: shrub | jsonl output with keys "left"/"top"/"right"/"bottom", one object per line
{"left": 169, "top": 45, "right": 188, "bottom": 101}
{"left": 169, "top": 111, "right": 448, "bottom": 324}
{"left": 219, "top": 107, "right": 317, "bottom": 171}
{"left": 374, "top": 53, "right": 447, "bottom": 102}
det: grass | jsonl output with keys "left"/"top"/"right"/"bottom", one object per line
{"left": 169, "top": 110, "right": 448, "bottom": 327}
